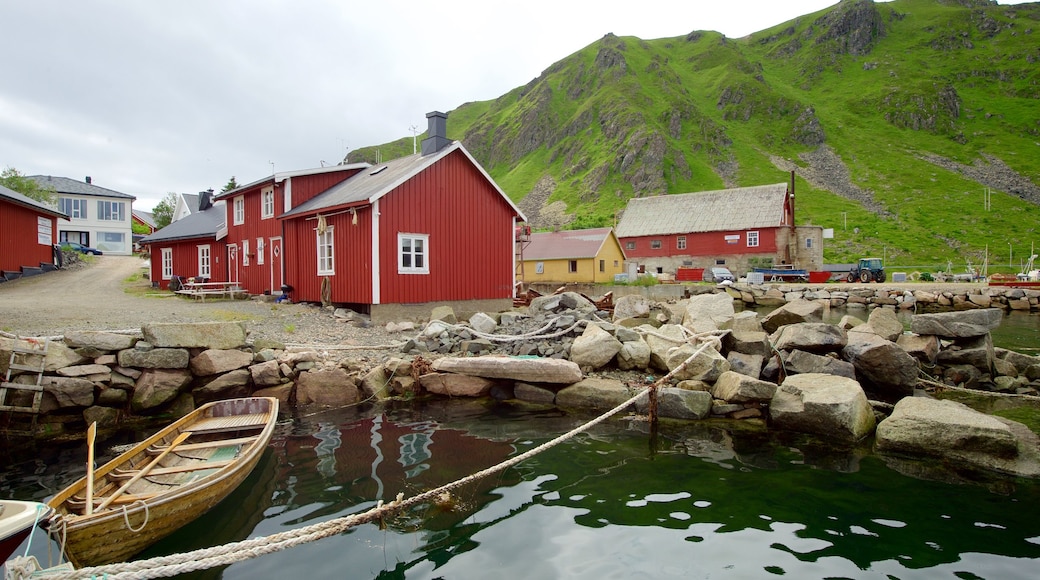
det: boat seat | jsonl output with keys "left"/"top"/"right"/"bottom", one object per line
{"left": 146, "top": 435, "right": 259, "bottom": 455}
{"left": 187, "top": 413, "right": 269, "bottom": 435}
{"left": 108, "top": 459, "right": 233, "bottom": 481}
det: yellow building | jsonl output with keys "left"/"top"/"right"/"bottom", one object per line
{"left": 518, "top": 227, "right": 627, "bottom": 284}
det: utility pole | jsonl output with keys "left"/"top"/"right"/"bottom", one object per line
{"left": 410, "top": 125, "right": 420, "bottom": 155}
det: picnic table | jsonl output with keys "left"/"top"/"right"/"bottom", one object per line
{"left": 175, "top": 280, "right": 243, "bottom": 301}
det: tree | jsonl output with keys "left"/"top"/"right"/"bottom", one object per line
{"left": 0, "top": 166, "right": 56, "bottom": 204}
{"left": 221, "top": 176, "right": 239, "bottom": 193}
{"left": 152, "top": 192, "right": 178, "bottom": 229}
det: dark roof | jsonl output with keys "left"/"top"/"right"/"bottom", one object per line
{"left": 282, "top": 142, "right": 525, "bottom": 220}
{"left": 140, "top": 201, "right": 225, "bottom": 244}
{"left": 0, "top": 183, "right": 67, "bottom": 219}
{"left": 214, "top": 163, "right": 370, "bottom": 200}
{"left": 524, "top": 228, "right": 619, "bottom": 260}
{"left": 27, "top": 175, "right": 136, "bottom": 200}
{"left": 132, "top": 209, "right": 156, "bottom": 228}
{"left": 615, "top": 183, "right": 789, "bottom": 238}
{"left": 180, "top": 193, "right": 200, "bottom": 214}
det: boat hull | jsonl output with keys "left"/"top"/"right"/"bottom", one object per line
{"left": 0, "top": 500, "right": 51, "bottom": 562}
{"left": 44, "top": 397, "right": 278, "bottom": 568}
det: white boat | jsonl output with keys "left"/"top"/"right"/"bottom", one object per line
{"left": 0, "top": 499, "right": 52, "bottom": 562}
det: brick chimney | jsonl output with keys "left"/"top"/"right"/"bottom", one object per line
{"left": 420, "top": 111, "right": 451, "bottom": 155}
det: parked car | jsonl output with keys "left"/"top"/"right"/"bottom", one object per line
{"left": 703, "top": 267, "right": 735, "bottom": 283}
{"left": 63, "top": 242, "right": 103, "bottom": 255}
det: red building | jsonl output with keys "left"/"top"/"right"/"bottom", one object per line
{"left": 0, "top": 184, "right": 67, "bottom": 280}
{"left": 615, "top": 181, "right": 823, "bottom": 276}
{"left": 279, "top": 112, "right": 525, "bottom": 322}
{"left": 139, "top": 193, "right": 228, "bottom": 289}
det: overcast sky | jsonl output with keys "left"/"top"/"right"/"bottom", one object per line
{"left": 0, "top": 1, "right": 1030, "bottom": 211}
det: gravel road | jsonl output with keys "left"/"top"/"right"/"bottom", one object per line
{"left": 0, "top": 256, "right": 402, "bottom": 360}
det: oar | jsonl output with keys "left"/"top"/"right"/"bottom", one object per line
{"left": 85, "top": 422, "right": 97, "bottom": 515}
{"left": 95, "top": 431, "right": 192, "bottom": 512}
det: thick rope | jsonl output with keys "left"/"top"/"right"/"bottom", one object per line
{"left": 31, "top": 340, "right": 721, "bottom": 580}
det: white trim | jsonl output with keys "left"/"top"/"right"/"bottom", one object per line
{"left": 261, "top": 187, "right": 275, "bottom": 219}
{"left": 371, "top": 199, "right": 380, "bottom": 304}
{"left": 233, "top": 196, "right": 244, "bottom": 225}
{"left": 283, "top": 178, "right": 292, "bottom": 213}
{"left": 397, "top": 232, "right": 429, "bottom": 274}
{"left": 198, "top": 244, "right": 211, "bottom": 278}
{"left": 316, "top": 226, "right": 334, "bottom": 275}
{"left": 161, "top": 248, "right": 173, "bottom": 280}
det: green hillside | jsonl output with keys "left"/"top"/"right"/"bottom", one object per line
{"left": 349, "top": 0, "right": 1040, "bottom": 273}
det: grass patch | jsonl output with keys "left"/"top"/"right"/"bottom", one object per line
{"left": 206, "top": 309, "right": 260, "bottom": 322}
{"left": 992, "top": 406, "right": 1040, "bottom": 436}
{"left": 122, "top": 270, "right": 158, "bottom": 296}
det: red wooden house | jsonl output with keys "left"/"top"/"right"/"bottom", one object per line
{"left": 212, "top": 163, "right": 368, "bottom": 295}
{"left": 615, "top": 181, "right": 823, "bottom": 276}
{"left": 279, "top": 111, "right": 526, "bottom": 322}
{"left": 0, "top": 184, "right": 67, "bottom": 281}
{"left": 139, "top": 193, "right": 229, "bottom": 289}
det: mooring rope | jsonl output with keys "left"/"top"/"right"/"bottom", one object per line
{"left": 22, "top": 338, "right": 723, "bottom": 580}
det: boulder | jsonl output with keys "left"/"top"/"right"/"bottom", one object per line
{"left": 642, "top": 324, "right": 689, "bottom": 371}
{"left": 683, "top": 292, "right": 735, "bottom": 333}
{"left": 468, "top": 312, "right": 498, "bottom": 335}
{"left": 711, "top": 371, "right": 777, "bottom": 403}
{"left": 118, "top": 348, "right": 190, "bottom": 369}
{"left": 359, "top": 366, "right": 393, "bottom": 400}
{"left": 193, "top": 369, "right": 251, "bottom": 401}
{"left": 910, "top": 309, "right": 1002, "bottom": 338}
{"left": 664, "top": 342, "right": 729, "bottom": 382}
{"left": 514, "top": 382, "right": 557, "bottom": 404}
{"left": 296, "top": 368, "right": 360, "bottom": 407}
{"left": 83, "top": 405, "right": 120, "bottom": 429}
{"left": 769, "top": 373, "right": 877, "bottom": 442}
{"left": 842, "top": 333, "right": 919, "bottom": 397}
{"left": 936, "top": 335, "right": 995, "bottom": 372}
{"left": 419, "top": 373, "right": 495, "bottom": 397}
{"left": 616, "top": 339, "right": 651, "bottom": 371}
{"left": 39, "top": 376, "right": 95, "bottom": 412}
{"left": 142, "top": 321, "right": 247, "bottom": 349}
{"left": 429, "top": 305, "right": 457, "bottom": 324}
{"left": 569, "top": 324, "right": 622, "bottom": 369}
{"left": 529, "top": 292, "right": 596, "bottom": 316}
{"left": 726, "top": 351, "right": 764, "bottom": 378}
{"left": 41, "top": 341, "right": 89, "bottom": 372}
{"left": 131, "top": 369, "right": 193, "bottom": 413}
{"left": 864, "top": 308, "right": 904, "bottom": 341}
{"left": 896, "top": 334, "right": 939, "bottom": 364}
{"left": 634, "top": 387, "right": 712, "bottom": 420}
{"left": 556, "top": 377, "right": 634, "bottom": 410}
{"left": 761, "top": 299, "right": 824, "bottom": 333}
{"left": 432, "top": 356, "right": 583, "bottom": 384}
{"left": 724, "top": 330, "right": 771, "bottom": 357}
{"left": 784, "top": 350, "right": 857, "bottom": 380}
{"left": 613, "top": 295, "right": 653, "bottom": 321}
{"left": 771, "top": 323, "right": 847, "bottom": 354}
{"left": 56, "top": 364, "right": 112, "bottom": 378}
{"left": 249, "top": 359, "right": 283, "bottom": 387}
{"left": 64, "top": 331, "right": 137, "bottom": 351}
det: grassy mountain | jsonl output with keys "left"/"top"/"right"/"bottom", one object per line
{"left": 349, "top": 0, "right": 1040, "bottom": 273}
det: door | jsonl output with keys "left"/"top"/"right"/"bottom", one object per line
{"left": 270, "top": 237, "right": 283, "bottom": 293}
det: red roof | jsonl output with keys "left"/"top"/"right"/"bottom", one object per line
{"left": 523, "top": 227, "right": 618, "bottom": 260}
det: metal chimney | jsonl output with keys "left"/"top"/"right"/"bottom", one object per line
{"left": 420, "top": 111, "right": 451, "bottom": 155}
{"left": 85, "top": 176, "right": 92, "bottom": 184}
{"left": 198, "top": 189, "right": 214, "bottom": 211}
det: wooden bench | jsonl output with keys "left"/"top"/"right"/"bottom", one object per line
{"left": 175, "top": 281, "right": 243, "bottom": 301}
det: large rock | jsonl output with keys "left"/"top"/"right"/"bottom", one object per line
{"left": 642, "top": 324, "right": 689, "bottom": 370}
{"left": 896, "top": 333, "right": 940, "bottom": 364}
{"left": 616, "top": 339, "right": 651, "bottom": 371}
{"left": 726, "top": 351, "right": 764, "bottom": 378}
{"left": 118, "top": 348, "right": 190, "bottom": 369}
{"left": 419, "top": 373, "right": 495, "bottom": 397}
{"left": 936, "top": 335, "right": 995, "bottom": 372}
{"left": 432, "top": 356, "right": 583, "bottom": 384}
{"left": 56, "top": 364, "right": 112, "bottom": 378}
{"left": 863, "top": 308, "right": 904, "bottom": 341}
{"left": 875, "top": 397, "right": 1040, "bottom": 477}
{"left": 529, "top": 292, "right": 596, "bottom": 316}
{"left": 556, "top": 377, "right": 634, "bottom": 410}
{"left": 190, "top": 349, "right": 254, "bottom": 376}
{"left": 664, "top": 342, "right": 729, "bottom": 382}
{"left": 64, "top": 331, "right": 138, "bottom": 351}
{"left": 634, "top": 387, "right": 712, "bottom": 420}
{"left": 249, "top": 360, "right": 283, "bottom": 387}
{"left": 769, "top": 373, "right": 877, "bottom": 442}
{"left": 468, "top": 312, "right": 498, "bottom": 335}
{"left": 42, "top": 341, "right": 89, "bottom": 372}
{"left": 613, "top": 294, "right": 653, "bottom": 321}
{"left": 910, "top": 309, "right": 1002, "bottom": 338}
{"left": 784, "top": 349, "right": 857, "bottom": 380}
{"left": 142, "top": 321, "right": 247, "bottom": 349}
{"left": 514, "top": 382, "right": 557, "bottom": 404}
{"left": 359, "top": 366, "right": 393, "bottom": 400}
{"left": 296, "top": 368, "right": 360, "bottom": 407}
{"left": 724, "top": 330, "right": 771, "bottom": 357}
{"left": 39, "top": 376, "right": 95, "bottom": 413}
{"left": 842, "top": 333, "right": 919, "bottom": 396}
{"left": 193, "top": 369, "right": 251, "bottom": 401}
{"left": 761, "top": 300, "right": 824, "bottom": 333}
{"left": 131, "top": 369, "right": 193, "bottom": 412}
{"left": 711, "top": 371, "right": 777, "bottom": 403}
{"left": 569, "top": 324, "right": 622, "bottom": 369}
{"left": 771, "top": 323, "right": 847, "bottom": 354}
{"left": 683, "top": 292, "right": 735, "bottom": 333}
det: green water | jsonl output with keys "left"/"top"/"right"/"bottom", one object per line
{"left": 7, "top": 400, "right": 1039, "bottom": 579}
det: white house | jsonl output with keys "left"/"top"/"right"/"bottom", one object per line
{"left": 29, "top": 175, "right": 136, "bottom": 256}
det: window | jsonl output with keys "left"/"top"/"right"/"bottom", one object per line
{"left": 233, "top": 196, "right": 244, "bottom": 225}
{"left": 161, "top": 248, "right": 173, "bottom": 280}
{"left": 715, "top": 259, "right": 726, "bottom": 265}
{"left": 625, "top": 241, "right": 635, "bottom": 250}
{"left": 256, "top": 238, "right": 265, "bottom": 265}
{"left": 261, "top": 188, "right": 274, "bottom": 219}
{"left": 677, "top": 236, "right": 686, "bottom": 250}
{"left": 317, "top": 227, "right": 334, "bottom": 275}
{"left": 651, "top": 240, "right": 662, "bottom": 250}
{"left": 398, "top": 233, "right": 429, "bottom": 274}
{"left": 96, "top": 200, "right": 125, "bottom": 221}
{"left": 535, "top": 262, "right": 544, "bottom": 274}
{"left": 599, "top": 259, "right": 605, "bottom": 272}
{"left": 198, "top": 245, "right": 211, "bottom": 278}
{"left": 59, "top": 197, "right": 86, "bottom": 219}
{"left": 747, "top": 231, "right": 760, "bottom": 248}
{"left": 242, "top": 239, "right": 250, "bottom": 266}
{"left": 98, "top": 232, "right": 126, "bottom": 254}
{"left": 806, "top": 238, "right": 814, "bottom": 249}
{"left": 568, "top": 260, "right": 578, "bottom": 273}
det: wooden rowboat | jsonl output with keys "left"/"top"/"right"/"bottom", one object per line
{"left": 1, "top": 499, "right": 52, "bottom": 562}
{"left": 42, "top": 397, "right": 278, "bottom": 568}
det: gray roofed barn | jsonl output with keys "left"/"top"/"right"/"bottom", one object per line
{"left": 614, "top": 183, "right": 790, "bottom": 238}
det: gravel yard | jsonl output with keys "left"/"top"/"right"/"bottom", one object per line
{"left": 0, "top": 255, "right": 405, "bottom": 364}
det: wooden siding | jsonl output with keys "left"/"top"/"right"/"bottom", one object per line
{"left": 521, "top": 237, "right": 626, "bottom": 284}
{"left": 282, "top": 207, "right": 374, "bottom": 304}
{"left": 287, "top": 171, "right": 360, "bottom": 208}
{"left": 0, "top": 200, "right": 58, "bottom": 272}
{"left": 146, "top": 239, "right": 228, "bottom": 289}
{"left": 376, "top": 150, "right": 517, "bottom": 304}
{"left": 621, "top": 228, "right": 780, "bottom": 258}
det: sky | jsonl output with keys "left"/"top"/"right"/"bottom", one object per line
{"left": 0, "top": 1, "right": 1030, "bottom": 211}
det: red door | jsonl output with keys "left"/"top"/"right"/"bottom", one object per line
{"left": 270, "top": 237, "right": 283, "bottom": 293}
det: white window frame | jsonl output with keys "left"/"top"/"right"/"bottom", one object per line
{"left": 677, "top": 236, "right": 687, "bottom": 250}
{"left": 261, "top": 188, "right": 274, "bottom": 219}
{"left": 161, "top": 248, "right": 173, "bottom": 280}
{"left": 256, "top": 237, "right": 265, "bottom": 265}
{"left": 398, "top": 233, "right": 429, "bottom": 274}
{"left": 625, "top": 241, "right": 635, "bottom": 250}
{"left": 747, "top": 231, "right": 760, "bottom": 248}
{"left": 198, "top": 245, "right": 211, "bottom": 278}
{"left": 233, "top": 196, "right": 245, "bottom": 225}
{"left": 535, "top": 262, "right": 544, "bottom": 274}
{"left": 60, "top": 197, "right": 87, "bottom": 219}
{"left": 650, "top": 240, "right": 662, "bottom": 250}
{"left": 243, "top": 238, "right": 250, "bottom": 267}
{"left": 317, "top": 227, "right": 334, "bottom": 275}
{"left": 96, "top": 200, "right": 125, "bottom": 221}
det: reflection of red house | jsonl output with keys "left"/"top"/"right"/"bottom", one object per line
{"left": 0, "top": 184, "right": 66, "bottom": 279}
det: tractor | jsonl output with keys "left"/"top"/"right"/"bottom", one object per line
{"left": 847, "top": 258, "right": 886, "bottom": 283}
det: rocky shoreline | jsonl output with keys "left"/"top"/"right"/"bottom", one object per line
{"left": 3, "top": 289, "right": 1040, "bottom": 481}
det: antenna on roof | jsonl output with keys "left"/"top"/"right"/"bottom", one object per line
{"left": 269, "top": 161, "right": 275, "bottom": 174}
{"left": 409, "top": 125, "right": 420, "bottom": 155}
